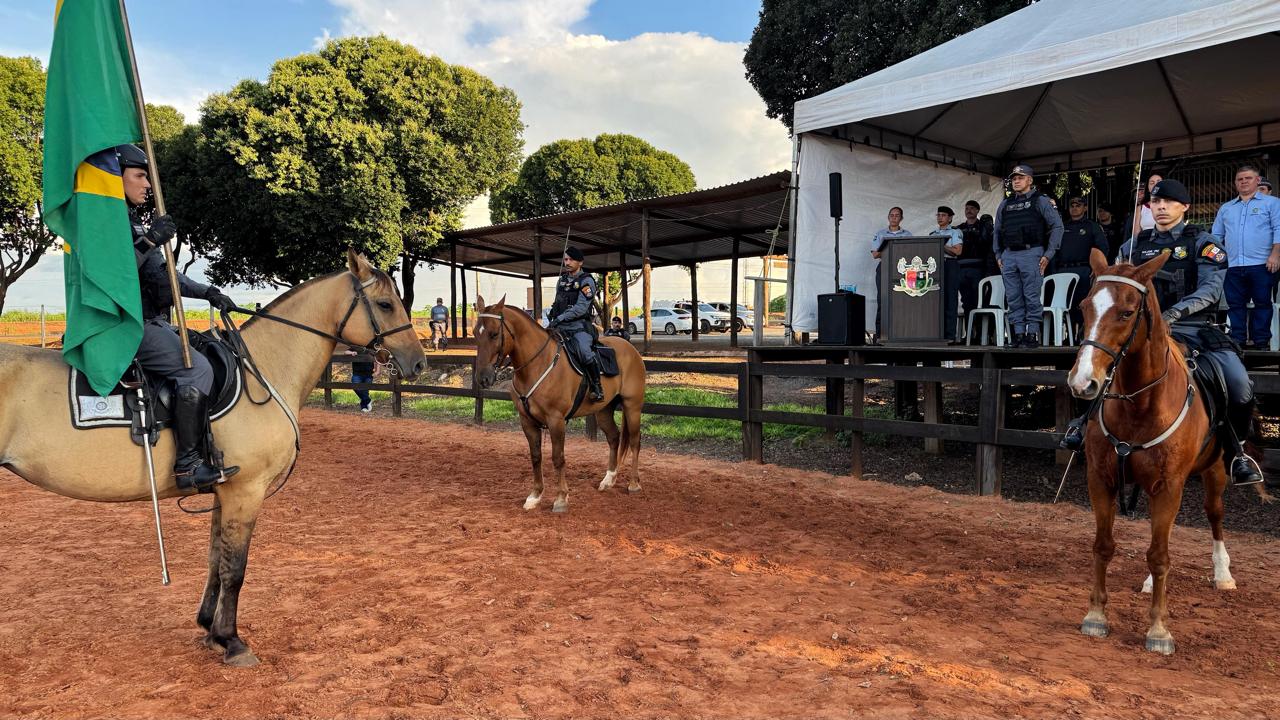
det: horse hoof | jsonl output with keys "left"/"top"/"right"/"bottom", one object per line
{"left": 1080, "top": 619, "right": 1109, "bottom": 638}
{"left": 627, "top": 484, "right": 641, "bottom": 494}
{"left": 224, "top": 649, "right": 260, "bottom": 668}
{"left": 202, "top": 634, "right": 226, "bottom": 653}
{"left": 1145, "top": 636, "right": 1175, "bottom": 655}
{"left": 552, "top": 500, "right": 569, "bottom": 513}
{"left": 1214, "top": 578, "right": 1237, "bottom": 590}
{"left": 523, "top": 495, "right": 541, "bottom": 511}
{"left": 598, "top": 471, "right": 617, "bottom": 491}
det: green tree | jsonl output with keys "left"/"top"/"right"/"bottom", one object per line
{"left": 490, "top": 133, "right": 695, "bottom": 223}
{"left": 169, "top": 36, "right": 523, "bottom": 302}
{"left": 144, "top": 103, "right": 185, "bottom": 143}
{"left": 745, "top": 0, "right": 1027, "bottom": 130}
{"left": 0, "top": 55, "right": 57, "bottom": 314}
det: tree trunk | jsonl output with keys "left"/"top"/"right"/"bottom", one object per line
{"left": 400, "top": 254, "right": 417, "bottom": 312}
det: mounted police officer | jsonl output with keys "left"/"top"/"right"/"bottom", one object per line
{"left": 1060, "top": 179, "right": 1263, "bottom": 486}
{"left": 994, "top": 164, "right": 1063, "bottom": 348}
{"left": 118, "top": 144, "right": 239, "bottom": 491}
{"left": 547, "top": 246, "right": 603, "bottom": 401}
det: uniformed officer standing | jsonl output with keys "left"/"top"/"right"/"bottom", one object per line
{"left": 1053, "top": 195, "right": 1110, "bottom": 334}
{"left": 954, "top": 200, "right": 993, "bottom": 339}
{"left": 118, "top": 144, "right": 239, "bottom": 491}
{"left": 929, "top": 206, "right": 964, "bottom": 343}
{"left": 1060, "top": 179, "right": 1263, "bottom": 486}
{"left": 993, "top": 164, "right": 1064, "bottom": 348}
{"left": 547, "top": 246, "right": 603, "bottom": 400}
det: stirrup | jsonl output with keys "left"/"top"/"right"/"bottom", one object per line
{"left": 1230, "top": 453, "right": 1264, "bottom": 486}
{"left": 1059, "top": 421, "right": 1085, "bottom": 451}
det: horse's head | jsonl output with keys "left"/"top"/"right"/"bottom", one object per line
{"left": 1067, "top": 248, "right": 1169, "bottom": 400}
{"left": 472, "top": 294, "right": 513, "bottom": 390}
{"left": 341, "top": 250, "right": 427, "bottom": 380}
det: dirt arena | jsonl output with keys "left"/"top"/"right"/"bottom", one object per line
{"left": 2, "top": 409, "right": 1279, "bottom": 719}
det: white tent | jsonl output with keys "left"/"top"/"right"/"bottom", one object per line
{"left": 789, "top": 0, "right": 1280, "bottom": 333}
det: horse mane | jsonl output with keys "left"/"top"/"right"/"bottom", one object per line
{"left": 240, "top": 267, "right": 396, "bottom": 331}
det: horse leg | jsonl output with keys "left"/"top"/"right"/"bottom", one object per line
{"left": 196, "top": 504, "right": 224, "bottom": 650}
{"left": 622, "top": 397, "right": 643, "bottom": 493}
{"left": 1081, "top": 472, "right": 1118, "bottom": 638}
{"left": 1203, "top": 462, "right": 1236, "bottom": 590}
{"left": 210, "top": 481, "right": 266, "bottom": 667}
{"left": 1144, "top": 484, "right": 1185, "bottom": 655}
{"left": 596, "top": 409, "right": 621, "bottom": 491}
{"left": 548, "top": 418, "right": 570, "bottom": 513}
{"left": 520, "top": 414, "right": 545, "bottom": 510}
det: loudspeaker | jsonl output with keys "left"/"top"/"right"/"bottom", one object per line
{"left": 816, "top": 292, "right": 865, "bottom": 345}
{"left": 829, "top": 172, "right": 843, "bottom": 218}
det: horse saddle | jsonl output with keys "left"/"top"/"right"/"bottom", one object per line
{"left": 69, "top": 331, "right": 243, "bottom": 447}
{"left": 559, "top": 332, "right": 620, "bottom": 377}
{"left": 1171, "top": 324, "right": 1233, "bottom": 433}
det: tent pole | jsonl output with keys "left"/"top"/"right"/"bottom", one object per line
{"left": 785, "top": 134, "right": 800, "bottom": 345}
{"left": 642, "top": 209, "right": 652, "bottom": 353}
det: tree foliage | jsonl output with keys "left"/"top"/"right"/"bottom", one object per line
{"left": 490, "top": 133, "right": 695, "bottom": 224}
{"left": 166, "top": 36, "right": 523, "bottom": 290}
{"left": 744, "top": 0, "right": 1028, "bottom": 129}
{"left": 0, "top": 55, "right": 57, "bottom": 313}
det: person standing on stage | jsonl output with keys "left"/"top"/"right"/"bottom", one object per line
{"left": 870, "top": 206, "right": 912, "bottom": 342}
{"left": 1213, "top": 164, "right": 1280, "bottom": 349}
{"left": 954, "top": 200, "right": 993, "bottom": 339}
{"left": 930, "top": 206, "right": 965, "bottom": 344}
{"left": 993, "top": 164, "right": 1063, "bottom": 348}
{"left": 1053, "top": 195, "right": 1110, "bottom": 336}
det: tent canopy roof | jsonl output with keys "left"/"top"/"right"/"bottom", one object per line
{"left": 434, "top": 171, "right": 790, "bottom": 277}
{"left": 793, "top": 0, "right": 1280, "bottom": 173}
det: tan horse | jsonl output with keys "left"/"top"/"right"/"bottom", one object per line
{"left": 473, "top": 296, "right": 645, "bottom": 512}
{"left": 0, "top": 251, "right": 426, "bottom": 666}
{"left": 1067, "top": 249, "right": 1240, "bottom": 655}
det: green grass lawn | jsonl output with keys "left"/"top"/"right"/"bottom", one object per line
{"left": 309, "top": 385, "right": 892, "bottom": 446}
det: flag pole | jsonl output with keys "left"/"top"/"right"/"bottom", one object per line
{"left": 117, "top": 0, "right": 192, "bottom": 369}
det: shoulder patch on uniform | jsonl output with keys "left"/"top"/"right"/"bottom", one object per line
{"left": 1200, "top": 243, "right": 1226, "bottom": 263}
{"left": 581, "top": 283, "right": 593, "bottom": 297}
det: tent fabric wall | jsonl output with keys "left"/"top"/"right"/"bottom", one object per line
{"left": 791, "top": 134, "right": 1004, "bottom": 333}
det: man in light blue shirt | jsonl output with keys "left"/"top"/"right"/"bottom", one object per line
{"left": 1213, "top": 164, "right": 1280, "bottom": 348}
{"left": 930, "top": 206, "right": 964, "bottom": 342}
{"left": 871, "top": 206, "right": 912, "bottom": 341}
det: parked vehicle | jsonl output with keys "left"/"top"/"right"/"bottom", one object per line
{"left": 673, "top": 301, "right": 731, "bottom": 333}
{"left": 709, "top": 302, "right": 754, "bottom": 332}
{"left": 627, "top": 307, "right": 693, "bottom": 336}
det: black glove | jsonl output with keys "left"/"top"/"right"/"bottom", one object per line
{"left": 206, "top": 287, "right": 237, "bottom": 313}
{"left": 144, "top": 214, "right": 177, "bottom": 247}
{"left": 1162, "top": 307, "right": 1184, "bottom": 323}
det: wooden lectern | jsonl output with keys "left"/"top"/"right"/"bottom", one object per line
{"left": 879, "top": 235, "right": 949, "bottom": 343}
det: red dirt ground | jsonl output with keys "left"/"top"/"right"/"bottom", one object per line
{"left": 1, "top": 409, "right": 1278, "bottom": 719}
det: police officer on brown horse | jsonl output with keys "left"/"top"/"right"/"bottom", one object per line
{"left": 546, "top": 246, "right": 604, "bottom": 401}
{"left": 118, "top": 143, "right": 239, "bottom": 491}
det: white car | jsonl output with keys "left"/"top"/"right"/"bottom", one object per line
{"left": 709, "top": 302, "right": 754, "bottom": 332}
{"left": 627, "top": 308, "right": 693, "bottom": 335}
{"left": 673, "top": 301, "right": 731, "bottom": 333}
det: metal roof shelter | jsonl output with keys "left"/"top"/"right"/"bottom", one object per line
{"left": 428, "top": 171, "right": 791, "bottom": 347}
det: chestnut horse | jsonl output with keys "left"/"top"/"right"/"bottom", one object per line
{"left": 473, "top": 295, "right": 645, "bottom": 513}
{"left": 0, "top": 251, "right": 426, "bottom": 666}
{"left": 1067, "top": 248, "right": 1244, "bottom": 655}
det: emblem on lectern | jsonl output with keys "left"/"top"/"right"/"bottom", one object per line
{"left": 893, "top": 256, "right": 938, "bottom": 297}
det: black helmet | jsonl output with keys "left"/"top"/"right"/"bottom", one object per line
{"left": 116, "top": 144, "right": 149, "bottom": 170}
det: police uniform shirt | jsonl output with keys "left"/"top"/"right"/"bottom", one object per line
{"left": 1056, "top": 218, "right": 1109, "bottom": 268}
{"left": 552, "top": 271, "right": 596, "bottom": 327}
{"left": 1119, "top": 222, "right": 1227, "bottom": 321}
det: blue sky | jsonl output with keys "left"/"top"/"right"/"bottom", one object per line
{"left": 2, "top": 0, "right": 786, "bottom": 309}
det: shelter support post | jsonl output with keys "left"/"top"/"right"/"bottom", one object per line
{"left": 849, "top": 351, "right": 864, "bottom": 478}
{"left": 533, "top": 234, "right": 543, "bottom": 320}
{"left": 619, "top": 253, "right": 630, "bottom": 332}
{"left": 976, "top": 365, "right": 1004, "bottom": 496}
{"left": 730, "top": 239, "right": 740, "bottom": 347}
{"left": 450, "top": 243, "right": 458, "bottom": 339}
{"left": 642, "top": 210, "right": 652, "bottom": 352}
{"left": 753, "top": 277, "right": 765, "bottom": 345}
{"left": 461, "top": 266, "right": 469, "bottom": 338}
{"left": 924, "top": 361, "right": 943, "bottom": 455}
{"left": 690, "top": 263, "right": 699, "bottom": 342}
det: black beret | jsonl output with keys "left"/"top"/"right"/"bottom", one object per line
{"left": 1150, "top": 179, "right": 1191, "bottom": 204}
{"left": 1261, "top": 177, "right": 1273, "bottom": 189}
{"left": 564, "top": 246, "right": 585, "bottom": 261}
{"left": 964, "top": 200, "right": 980, "bottom": 211}
{"left": 937, "top": 206, "right": 954, "bottom": 216}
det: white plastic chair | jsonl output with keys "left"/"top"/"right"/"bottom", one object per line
{"left": 966, "top": 276, "right": 1008, "bottom": 346}
{"left": 1040, "top": 272, "right": 1080, "bottom": 346}
{"left": 1270, "top": 283, "right": 1280, "bottom": 351}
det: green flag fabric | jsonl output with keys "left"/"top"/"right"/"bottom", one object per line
{"left": 42, "top": 0, "right": 144, "bottom": 395}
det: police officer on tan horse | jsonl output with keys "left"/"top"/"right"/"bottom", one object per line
{"left": 547, "top": 246, "right": 604, "bottom": 401}
{"left": 118, "top": 143, "right": 240, "bottom": 491}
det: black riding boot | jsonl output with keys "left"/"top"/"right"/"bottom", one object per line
{"left": 1224, "top": 400, "right": 1263, "bottom": 486}
{"left": 584, "top": 359, "right": 604, "bottom": 401}
{"left": 173, "top": 385, "right": 238, "bottom": 491}
{"left": 1059, "top": 414, "right": 1087, "bottom": 451}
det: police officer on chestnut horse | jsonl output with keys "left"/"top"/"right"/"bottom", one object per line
{"left": 118, "top": 143, "right": 240, "bottom": 491}
{"left": 546, "top": 246, "right": 604, "bottom": 401}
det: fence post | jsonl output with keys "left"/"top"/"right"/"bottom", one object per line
{"left": 975, "top": 365, "right": 1004, "bottom": 496}
{"left": 39, "top": 305, "right": 46, "bottom": 348}
{"left": 824, "top": 355, "right": 845, "bottom": 439}
{"left": 923, "top": 360, "right": 943, "bottom": 455}
{"left": 585, "top": 415, "right": 598, "bottom": 441}
{"left": 746, "top": 350, "right": 764, "bottom": 462}
{"left": 738, "top": 362, "right": 751, "bottom": 460}
{"left": 391, "top": 369, "right": 402, "bottom": 417}
{"left": 322, "top": 361, "right": 333, "bottom": 409}
{"left": 849, "top": 350, "right": 864, "bottom": 479}
{"left": 473, "top": 375, "right": 484, "bottom": 425}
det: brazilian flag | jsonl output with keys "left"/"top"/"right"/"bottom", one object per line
{"left": 42, "top": 0, "right": 144, "bottom": 395}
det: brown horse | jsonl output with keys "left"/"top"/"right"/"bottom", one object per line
{"left": 473, "top": 296, "right": 645, "bottom": 513}
{"left": 0, "top": 251, "right": 426, "bottom": 666}
{"left": 1067, "top": 248, "right": 1242, "bottom": 655}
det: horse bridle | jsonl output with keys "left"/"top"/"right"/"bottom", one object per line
{"left": 1082, "top": 274, "right": 1194, "bottom": 458}
{"left": 476, "top": 309, "right": 559, "bottom": 415}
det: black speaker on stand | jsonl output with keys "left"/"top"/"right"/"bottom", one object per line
{"left": 815, "top": 173, "right": 864, "bottom": 345}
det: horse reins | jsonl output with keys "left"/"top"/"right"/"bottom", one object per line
{"left": 1079, "top": 273, "right": 1196, "bottom": 514}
